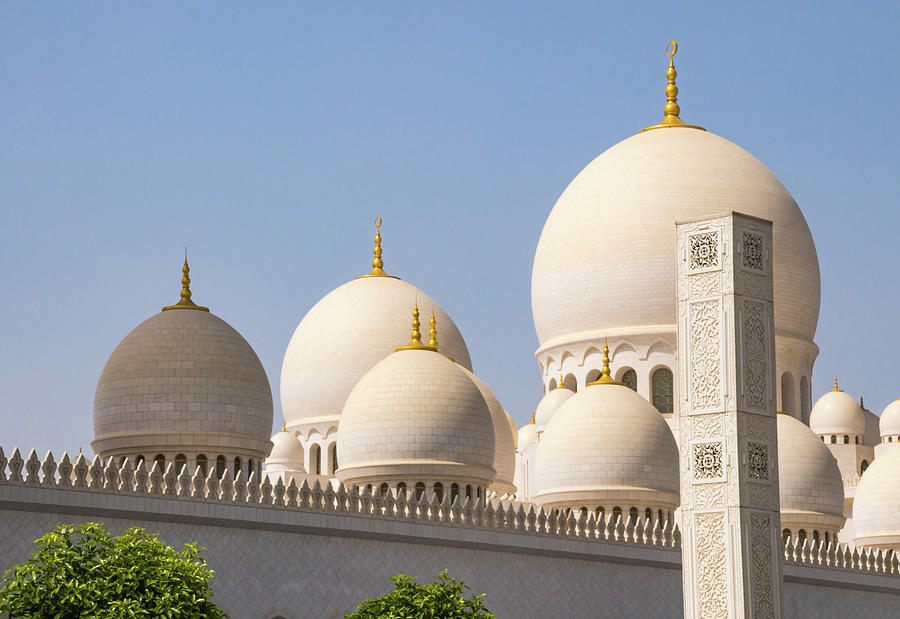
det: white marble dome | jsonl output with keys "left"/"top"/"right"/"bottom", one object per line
{"left": 809, "top": 386, "right": 866, "bottom": 437}
{"left": 518, "top": 421, "right": 538, "bottom": 452}
{"left": 281, "top": 275, "right": 472, "bottom": 429}
{"left": 852, "top": 446, "right": 900, "bottom": 550}
{"left": 776, "top": 413, "right": 845, "bottom": 536}
{"left": 534, "top": 385, "right": 574, "bottom": 427}
{"left": 267, "top": 428, "right": 305, "bottom": 469}
{"left": 92, "top": 306, "right": 274, "bottom": 461}
{"left": 533, "top": 381, "right": 679, "bottom": 511}
{"left": 459, "top": 367, "right": 517, "bottom": 494}
{"left": 531, "top": 127, "right": 820, "bottom": 350}
{"left": 880, "top": 399, "right": 900, "bottom": 440}
{"left": 336, "top": 348, "right": 495, "bottom": 489}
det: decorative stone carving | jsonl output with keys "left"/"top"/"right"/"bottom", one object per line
{"left": 742, "top": 231, "right": 764, "bottom": 273}
{"left": 691, "top": 413, "right": 724, "bottom": 440}
{"left": 689, "top": 272, "right": 720, "bottom": 298}
{"left": 693, "top": 441, "right": 724, "bottom": 480}
{"left": 751, "top": 512, "right": 776, "bottom": 618}
{"left": 695, "top": 511, "right": 728, "bottom": 618}
{"left": 689, "top": 300, "right": 722, "bottom": 410}
{"left": 743, "top": 299, "right": 768, "bottom": 411}
{"left": 693, "top": 484, "right": 726, "bottom": 510}
{"left": 689, "top": 231, "right": 720, "bottom": 272}
{"left": 747, "top": 442, "right": 769, "bottom": 481}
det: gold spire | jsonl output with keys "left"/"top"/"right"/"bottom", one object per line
{"left": 395, "top": 303, "right": 431, "bottom": 352}
{"left": 831, "top": 377, "right": 842, "bottom": 392}
{"left": 530, "top": 411, "right": 535, "bottom": 424}
{"left": 357, "top": 217, "right": 400, "bottom": 279}
{"left": 162, "top": 255, "right": 209, "bottom": 312}
{"left": 428, "top": 310, "right": 438, "bottom": 351}
{"left": 860, "top": 396, "right": 867, "bottom": 411}
{"left": 587, "top": 342, "right": 624, "bottom": 386}
{"left": 556, "top": 374, "right": 568, "bottom": 390}
{"left": 281, "top": 420, "right": 287, "bottom": 432}
{"left": 641, "top": 40, "right": 706, "bottom": 133}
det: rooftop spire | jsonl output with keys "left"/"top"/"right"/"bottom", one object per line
{"left": 357, "top": 216, "right": 400, "bottom": 279}
{"left": 530, "top": 411, "right": 535, "bottom": 424}
{"left": 162, "top": 254, "right": 209, "bottom": 312}
{"left": 427, "top": 310, "right": 438, "bottom": 351}
{"left": 832, "top": 377, "right": 841, "bottom": 392}
{"left": 641, "top": 40, "right": 706, "bottom": 133}
{"left": 556, "top": 374, "right": 567, "bottom": 390}
{"left": 395, "top": 302, "right": 430, "bottom": 352}
{"left": 281, "top": 420, "right": 287, "bottom": 432}
{"left": 587, "top": 342, "right": 623, "bottom": 386}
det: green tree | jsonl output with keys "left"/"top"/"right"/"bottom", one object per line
{"left": 346, "top": 570, "right": 494, "bottom": 619}
{"left": 0, "top": 522, "right": 226, "bottom": 618}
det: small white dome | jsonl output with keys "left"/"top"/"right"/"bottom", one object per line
{"left": 534, "top": 386, "right": 574, "bottom": 427}
{"left": 777, "top": 413, "right": 845, "bottom": 534}
{"left": 518, "top": 421, "right": 538, "bottom": 451}
{"left": 92, "top": 305, "right": 273, "bottom": 460}
{"left": 852, "top": 446, "right": 900, "bottom": 550}
{"left": 266, "top": 429, "right": 305, "bottom": 471}
{"left": 534, "top": 382, "right": 679, "bottom": 510}
{"left": 809, "top": 386, "right": 865, "bottom": 437}
{"left": 880, "top": 399, "right": 900, "bottom": 439}
{"left": 336, "top": 349, "right": 495, "bottom": 487}
{"left": 281, "top": 275, "right": 471, "bottom": 429}
{"left": 458, "top": 368, "right": 516, "bottom": 494}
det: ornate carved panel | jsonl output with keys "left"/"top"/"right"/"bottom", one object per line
{"left": 691, "top": 413, "right": 724, "bottom": 440}
{"left": 689, "top": 272, "right": 720, "bottom": 298}
{"left": 689, "top": 231, "right": 720, "bottom": 272}
{"left": 743, "top": 299, "right": 768, "bottom": 411}
{"left": 693, "top": 484, "right": 726, "bottom": 510}
{"left": 689, "top": 300, "right": 721, "bottom": 410}
{"left": 742, "top": 231, "right": 765, "bottom": 273}
{"left": 750, "top": 512, "right": 776, "bottom": 618}
{"left": 695, "top": 511, "right": 728, "bottom": 619}
{"left": 693, "top": 442, "right": 724, "bottom": 481}
{"left": 747, "top": 442, "right": 769, "bottom": 481}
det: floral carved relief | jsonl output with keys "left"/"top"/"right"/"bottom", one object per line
{"left": 693, "top": 483, "right": 726, "bottom": 510}
{"left": 692, "top": 414, "right": 724, "bottom": 440}
{"left": 689, "top": 231, "right": 720, "bottom": 271}
{"left": 689, "top": 272, "right": 720, "bottom": 298}
{"left": 750, "top": 512, "right": 776, "bottom": 619}
{"left": 695, "top": 511, "right": 729, "bottom": 619}
{"left": 690, "top": 300, "right": 722, "bottom": 410}
{"left": 693, "top": 442, "right": 724, "bottom": 480}
{"left": 747, "top": 442, "right": 769, "bottom": 481}
{"left": 743, "top": 299, "right": 768, "bottom": 411}
{"left": 742, "top": 231, "right": 765, "bottom": 273}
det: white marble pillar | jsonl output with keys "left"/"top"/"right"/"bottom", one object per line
{"left": 676, "top": 212, "right": 783, "bottom": 618}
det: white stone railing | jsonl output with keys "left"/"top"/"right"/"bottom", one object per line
{"left": 0, "top": 447, "right": 680, "bottom": 549}
{"left": 783, "top": 535, "right": 899, "bottom": 575}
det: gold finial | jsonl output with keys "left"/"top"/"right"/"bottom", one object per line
{"left": 428, "top": 310, "right": 438, "bottom": 351}
{"left": 530, "top": 411, "right": 535, "bottom": 424}
{"left": 162, "top": 255, "right": 209, "bottom": 312}
{"left": 641, "top": 40, "right": 706, "bottom": 133}
{"left": 831, "top": 377, "right": 842, "bottom": 392}
{"left": 860, "top": 396, "right": 867, "bottom": 411}
{"left": 281, "top": 420, "right": 287, "bottom": 432}
{"left": 556, "top": 374, "right": 568, "bottom": 390}
{"left": 357, "top": 217, "right": 400, "bottom": 279}
{"left": 587, "top": 342, "right": 624, "bottom": 386}
{"left": 396, "top": 303, "right": 431, "bottom": 351}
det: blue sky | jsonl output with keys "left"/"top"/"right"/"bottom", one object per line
{"left": 1, "top": 2, "right": 898, "bottom": 458}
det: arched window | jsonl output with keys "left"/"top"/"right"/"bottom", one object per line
{"left": 783, "top": 529, "right": 791, "bottom": 543}
{"left": 651, "top": 368, "right": 674, "bottom": 413}
{"left": 843, "top": 435, "right": 849, "bottom": 444}
{"left": 658, "top": 509, "right": 664, "bottom": 523}
{"left": 825, "top": 532, "right": 830, "bottom": 546}
{"left": 154, "top": 454, "right": 166, "bottom": 471}
{"left": 548, "top": 378, "right": 557, "bottom": 391}
{"left": 175, "top": 454, "right": 187, "bottom": 474}
{"left": 450, "top": 483, "right": 459, "bottom": 503}
{"left": 247, "top": 458, "right": 254, "bottom": 479}
{"left": 329, "top": 444, "right": 338, "bottom": 474}
{"left": 414, "top": 482, "right": 426, "bottom": 501}
{"left": 831, "top": 435, "right": 837, "bottom": 444}
{"left": 136, "top": 455, "right": 145, "bottom": 467}
{"left": 798, "top": 529, "right": 807, "bottom": 545}
{"left": 781, "top": 372, "right": 796, "bottom": 416}
{"left": 629, "top": 507, "right": 638, "bottom": 524}
{"left": 215, "top": 455, "right": 226, "bottom": 479}
{"left": 861, "top": 460, "right": 869, "bottom": 473}
{"left": 196, "top": 454, "right": 207, "bottom": 477}
{"left": 309, "top": 444, "right": 321, "bottom": 475}
{"left": 434, "top": 482, "right": 444, "bottom": 502}
{"left": 622, "top": 369, "right": 638, "bottom": 392}
{"left": 612, "top": 506, "right": 622, "bottom": 523}
{"left": 563, "top": 374, "right": 577, "bottom": 393}
{"left": 595, "top": 506, "right": 605, "bottom": 520}
{"left": 379, "top": 483, "right": 389, "bottom": 497}
{"left": 465, "top": 484, "right": 472, "bottom": 499}
{"left": 813, "top": 530, "right": 820, "bottom": 544}
{"left": 821, "top": 436, "right": 825, "bottom": 442}
{"left": 477, "top": 487, "right": 482, "bottom": 500}
{"left": 397, "top": 482, "right": 407, "bottom": 498}
{"left": 233, "top": 456, "right": 242, "bottom": 478}
{"left": 645, "top": 507, "right": 652, "bottom": 520}
{"left": 855, "top": 436, "right": 859, "bottom": 444}
{"left": 800, "top": 376, "right": 811, "bottom": 423}
{"left": 586, "top": 369, "right": 601, "bottom": 384}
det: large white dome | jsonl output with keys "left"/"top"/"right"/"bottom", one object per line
{"left": 880, "top": 399, "right": 900, "bottom": 440}
{"left": 534, "top": 381, "right": 679, "bottom": 510}
{"left": 852, "top": 446, "right": 900, "bottom": 550}
{"left": 92, "top": 306, "right": 274, "bottom": 460}
{"left": 531, "top": 127, "right": 820, "bottom": 350}
{"left": 459, "top": 367, "right": 517, "bottom": 494}
{"left": 336, "top": 349, "right": 495, "bottom": 488}
{"left": 809, "top": 386, "right": 866, "bottom": 437}
{"left": 776, "top": 413, "right": 845, "bottom": 535}
{"left": 281, "top": 275, "right": 471, "bottom": 428}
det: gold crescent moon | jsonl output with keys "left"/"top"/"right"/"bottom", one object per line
{"left": 374, "top": 216, "right": 382, "bottom": 228}
{"left": 666, "top": 40, "right": 678, "bottom": 57}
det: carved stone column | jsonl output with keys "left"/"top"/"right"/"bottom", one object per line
{"left": 676, "top": 212, "right": 783, "bottom": 618}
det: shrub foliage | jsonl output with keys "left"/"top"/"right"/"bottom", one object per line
{"left": 0, "top": 522, "right": 226, "bottom": 618}
{"left": 346, "top": 569, "right": 494, "bottom": 619}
